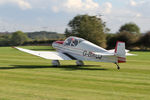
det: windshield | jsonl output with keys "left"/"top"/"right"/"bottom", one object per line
{"left": 64, "top": 37, "right": 83, "bottom": 47}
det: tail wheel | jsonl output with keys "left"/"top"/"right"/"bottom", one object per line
{"left": 115, "top": 63, "right": 120, "bottom": 70}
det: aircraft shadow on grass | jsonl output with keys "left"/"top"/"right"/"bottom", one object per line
{"left": 0, "top": 65, "right": 108, "bottom": 71}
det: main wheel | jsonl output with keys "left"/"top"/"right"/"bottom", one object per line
{"left": 52, "top": 60, "right": 60, "bottom": 66}
{"left": 76, "top": 60, "right": 84, "bottom": 66}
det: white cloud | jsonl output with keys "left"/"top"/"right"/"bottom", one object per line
{"left": 16, "top": 0, "right": 32, "bottom": 10}
{"left": 63, "top": 0, "right": 83, "bottom": 10}
{"left": 52, "top": 6, "right": 59, "bottom": 13}
{"left": 102, "top": 2, "right": 112, "bottom": 14}
{"left": 50, "top": 0, "right": 113, "bottom": 15}
{"left": 127, "top": 0, "right": 150, "bottom": 18}
{"left": 136, "top": 13, "right": 141, "bottom": 17}
{"left": 129, "top": 0, "right": 147, "bottom": 7}
{"left": 51, "top": 0, "right": 100, "bottom": 14}
{"left": 130, "top": 0, "right": 137, "bottom": 6}
{"left": 0, "top": 0, "right": 32, "bottom": 10}
{"left": 63, "top": 0, "right": 99, "bottom": 12}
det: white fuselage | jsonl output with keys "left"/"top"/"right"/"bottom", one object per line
{"left": 52, "top": 37, "right": 118, "bottom": 63}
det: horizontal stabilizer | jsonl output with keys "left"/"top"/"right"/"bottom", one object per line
{"left": 108, "top": 49, "right": 136, "bottom": 56}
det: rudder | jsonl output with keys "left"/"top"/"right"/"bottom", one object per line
{"left": 115, "top": 41, "right": 126, "bottom": 63}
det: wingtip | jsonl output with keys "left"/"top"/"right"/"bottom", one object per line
{"left": 12, "top": 46, "right": 16, "bottom": 48}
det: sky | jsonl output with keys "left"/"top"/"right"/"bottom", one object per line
{"left": 0, "top": 0, "right": 150, "bottom": 33}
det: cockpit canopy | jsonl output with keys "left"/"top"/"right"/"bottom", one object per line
{"left": 64, "top": 36, "right": 84, "bottom": 47}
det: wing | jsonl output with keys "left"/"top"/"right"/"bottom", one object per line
{"left": 14, "top": 47, "right": 72, "bottom": 60}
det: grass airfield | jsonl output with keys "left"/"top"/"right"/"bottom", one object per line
{"left": 0, "top": 46, "right": 150, "bottom": 100}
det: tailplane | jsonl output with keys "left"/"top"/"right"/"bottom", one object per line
{"left": 114, "top": 41, "right": 126, "bottom": 63}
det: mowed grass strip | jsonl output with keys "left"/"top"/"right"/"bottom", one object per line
{"left": 0, "top": 46, "right": 150, "bottom": 100}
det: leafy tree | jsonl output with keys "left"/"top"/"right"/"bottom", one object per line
{"left": 107, "top": 31, "right": 139, "bottom": 49}
{"left": 65, "top": 14, "right": 108, "bottom": 48}
{"left": 106, "top": 34, "right": 117, "bottom": 49}
{"left": 117, "top": 32, "right": 139, "bottom": 47}
{"left": 119, "top": 22, "right": 140, "bottom": 34}
{"left": 138, "top": 31, "right": 150, "bottom": 49}
{"left": 0, "top": 34, "right": 11, "bottom": 46}
{"left": 11, "top": 31, "right": 29, "bottom": 46}
{"left": 27, "top": 31, "right": 65, "bottom": 40}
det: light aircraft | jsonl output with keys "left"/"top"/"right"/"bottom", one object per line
{"left": 14, "top": 36, "right": 134, "bottom": 69}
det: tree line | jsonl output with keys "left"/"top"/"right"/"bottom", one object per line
{"left": 0, "top": 14, "right": 150, "bottom": 50}
{"left": 0, "top": 31, "right": 65, "bottom": 46}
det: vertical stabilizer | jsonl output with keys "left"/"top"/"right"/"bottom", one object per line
{"left": 115, "top": 41, "right": 126, "bottom": 63}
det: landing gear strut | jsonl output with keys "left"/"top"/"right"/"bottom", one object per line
{"left": 52, "top": 60, "right": 60, "bottom": 66}
{"left": 115, "top": 63, "right": 120, "bottom": 70}
{"left": 76, "top": 60, "right": 84, "bottom": 66}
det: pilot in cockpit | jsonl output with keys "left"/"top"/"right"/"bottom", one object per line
{"left": 64, "top": 37, "right": 83, "bottom": 47}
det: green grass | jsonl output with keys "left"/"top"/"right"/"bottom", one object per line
{"left": 0, "top": 46, "right": 150, "bottom": 100}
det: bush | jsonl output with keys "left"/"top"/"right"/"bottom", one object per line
{"left": 107, "top": 32, "right": 139, "bottom": 49}
{"left": 137, "top": 31, "right": 150, "bottom": 49}
{"left": 11, "top": 31, "right": 29, "bottom": 46}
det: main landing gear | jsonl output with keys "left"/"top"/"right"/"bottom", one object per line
{"left": 76, "top": 60, "right": 84, "bottom": 66}
{"left": 115, "top": 62, "right": 120, "bottom": 70}
{"left": 52, "top": 60, "right": 60, "bottom": 66}
{"left": 52, "top": 60, "right": 84, "bottom": 66}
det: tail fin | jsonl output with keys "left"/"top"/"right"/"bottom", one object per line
{"left": 115, "top": 41, "right": 126, "bottom": 63}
